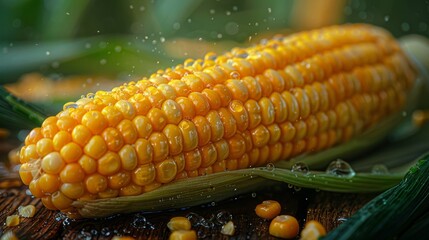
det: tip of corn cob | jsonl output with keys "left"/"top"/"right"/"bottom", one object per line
{"left": 18, "top": 23, "right": 417, "bottom": 216}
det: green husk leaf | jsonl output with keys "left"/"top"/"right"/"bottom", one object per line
{"left": 323, "top": 153, "right": 429, "bottom": 240}
{"left": 75, "top": 168, "right": 403, "bottom": 218}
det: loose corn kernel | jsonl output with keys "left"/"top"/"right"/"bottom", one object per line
{"left": 220, "top": 221, "right": 235, "bottom": 236}
{"left": 5, "top": 215, "right": 20, "bottom": 227}
{"left": 269, "top": 215, "right": 300, "bottom": 239}
{"left": 18, "top": 205, "right": 37, "bottom": 218}
{"left": 300, "top": 220, "right": 327, "bottom": 240}
{"left": 167, "top": 217, "right": 192, "bottom": 231}
{"left": 169, "top": 230, "right": 197, "bottom": 240}
{"left": 255, "top": 200, "right": 282, "bottom": 219}
{"left": 112, "top": 236, "right": 135, "bottom": 240}
{"left": 0, "top": 230, "right": 18, "bottom": 240}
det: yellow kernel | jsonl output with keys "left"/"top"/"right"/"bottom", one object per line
{"left": 98, "top": 152, "right": 121, "bottom": 176}
{"left": 149, "top": 132, "right": 169, "bottom": 162}
{"left": 18, "top": 205, "right": 37, "bottom": 218}
{"left": 0, "top": 230, "right": 18, "bottom": 240}
{"left": 135, "top": 138, "right": 153, "bottom": 164}
{"left": 163, "top": 124, "right": 184, "bottom": 156}
{"left": 225, "top": 79, "right": 249, "bottom": 102}
{"left": 147, "top": 108, "right": 168, "bottom": 132}
{"left": 189, "top": 92, "right": 210, "bottom": 116}
{"left": 214, "top": 139, "right": 229, "bottom": 162}
{"left": 36, "top": 138, "right": 54, "bottom": 157}
{"left": 221, "top": 221, "right": 235, "bottom": 236}
{"left": 108, "top": 171, "right": 131, "bottom": 189}
{"left": 133, "top": 116, "right": 153, "bottom": 139}
{"left": 245, "top": 99, "right": 262, "bottom": 129}
{"left": 178, "top": 120, "right": 198, "bottom": 151}
{"left": 184, "top": 149, "right": 202, "bottom": 171}
{"left": 56, "top": 116, "right": 77, "bottom": 132}
{"left": 300, "top": 220, "right": 327, "bottom": 240}
{"left": 60, "top": 142, "right": 82, "bottom": 163}
{"left": 60, "top": 163, "right": 85, "bottom": 183}
{"left": 132, "top": 163, "right": 156, "bottom": 186}
{"left": 72, "top": 124, "right": 92, "bottom": 146}
{"left": 229, "top": 100, "right": 249, "bottom": 132}
{"left": 117, "top": 119, "right": 138, "bottom": 144}
{"left": 112, "top": 236, "right": 136, "bottom": 240}
{"left": 119, "top": 183, "right": 142, "bottom": 196}
{"left": 115, "top": 100, "right": 136, "bottom": 120}
{"left": 78, "top": 155, "right": 97, "bottom": 174}
{"left": 269, "top": 215, "right": 299, "bottom": 239}
{"left": 51, "top": 191, "right": 73, "bottom": 210}
{"left": 200, "top": 143, "right": 217, "bottom": 168}
{"left": 218, "top": 107, "right": 237, "bottom": 138}
{"left": 255, "top": 200, "right": 282, "bottom": 219}
{"left": 53, "top": 131, "right": 72, "bottom": 151}
{"left": 102, "top": 127, "right": 124, "bottom": 152}
{"left": 84, "top": 135, "right": 107, "bottom": 159}
{"left": 81, "top": 111, "right": 108, "bottom": 134}
{"left": 41, "top": 152, "right": 65, "bottom": 174}
{"left": 259, "top": 97, "right": 275, "bottom": 125}
{"left": 162, "top": 99, "right": 183, "bottom": 125}
{"left": 85, "top": 173, "right": 108, "bottom": 194}
{"left": 193, "top": 116, "right": 211, "bottom": 146}
{"left": 173, "top": 154, "right": 186, "bottom": 172}
{"left": 29, "top": 180, "right": 44, "bottom": 198}
{"left": 98, "top": 189, "right": 119, "bottom": 199}
{"left": 5, "top": 215, "right": 20, "bottom": 227}
{"left": 102, "top": 105, "right": 124, "bottom": 127}
{"left": 169, "top": 230, "right": 197, "bottom": 240}
{"left": 38, "top": 173, "right": 60, "bottom": 193}
{"left": 155, "top": 158, "right": 177, "bottom": 184}
{"left": 251, "top": 125, "right": 270, "bottom": 148}
{"left": 227, "top": 134, "right": 246, "bottom": 159}
{"left": 119, "top": 145, "right": 138, "bottom": 171}
{"left": 167, "top": 217, "right": 192, "bottom": 231}
{"left": 60, "top": 182, "right": 85, "bottom": 199}
{"left": 206, "top": 110, "right": 224, "bottom": 142}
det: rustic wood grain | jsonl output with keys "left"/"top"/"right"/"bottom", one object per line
{"left": 0, "top": 183, "right": 375, "bottom": 240}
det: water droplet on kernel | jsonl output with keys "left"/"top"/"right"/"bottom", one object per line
{"left": 266, "top": 163, "right": 275, "bottom": 171}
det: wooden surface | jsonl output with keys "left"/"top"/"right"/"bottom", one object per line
{"left": 0, "top": 138, "right": 376, "bottom": 240}
{"left": 0, "top": 183, "right": 375, "bottom": 239}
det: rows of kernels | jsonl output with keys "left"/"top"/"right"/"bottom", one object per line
{"left": 19, "top": 24, "right": 415, "bottom": 212}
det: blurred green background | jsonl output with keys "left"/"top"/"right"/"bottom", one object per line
{"left": 0, "top": 0, "right": 428, "bottom": 84}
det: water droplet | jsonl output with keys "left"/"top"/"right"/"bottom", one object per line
{"left": 293, "top": 186, "right": 302, "bottom": 191}
{"left": 101, "top": 227, "right": 111, "bottom": 236}
{"left": 237, "top": 52, "right": 248, "bottom": 58}
{"left": 209, "top": 9, "right": 215, "bottom": 14}
{"left": 46, "top": 51, "right": 50, "bottom": 56}
{"left": 326, "top": 159, "right": 356, "bottom": 177}
{"left": 51, "top": 61, "right": 60, "bottom": 68}
{"left": 215, "top": 211, "right": 233, "bottom": 225}
{"left": 291, "top": 162, "right": 309, "bottom": 173}
{"left": 131, "top": 213, "right": 149, "bottom": 229}
{"left": 251, "top": 192, "right": 257, "bottom": 198}
{"left": 384, "top": 15, "right": 390, "bottom": 22}
{"left": 210, "top": 201, "right": 216, "bottom": 206}
{"left": 267, "top": 8, "right": 272, "bottom": 13}
{"left": 100, "top": 59, "right": 107, "bottom": 65}
{"left": 371, "top": 164, "right": 389, "bottom": 174}
{"left": 229, "top": 71, "right": 240, "bottom": 79}
{"left": 160, "top": 37, "right": 165, "bottom": 43}
{"left": 217, "top": 33, "right": 223, "bottom": 39}
{"left": 63, "top": 102, "right": 78, "bottom": 110}
{"left": 114, "top": 46, "right": 122, "bottom": 52}
{"left": 401, "top": 22, "right": 410, "bottom": 32}
{"left": 266, "top": 163, "right": 275, "bottom": 171}
{"left": 288, "top": 183, "right": 294, "bottom": 188}
{"left": 173, "top": 22, "right": 181, "bottom": 30}
{"left": 86, "top": 93, "right": 95, "bottom": 99}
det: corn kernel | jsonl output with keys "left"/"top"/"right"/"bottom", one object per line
{"left": 18, "top": 205, "right": 37, "bottom": 218}
{"left": 167, "top": 217, "right": 192, "bottom": 231}
{"left": 169, "top": 230, "right": 197, "bottom": 240}
{"left": 5, "top": 215, "right": 20, "bottom": 227}
{"left": 220, "top": 221, "right": 235, "bottom": 236}
{"left": 255, "top": 200, "right": 282, "bottom": 219}
{"left": 269, "top": 215, "right": 299, "bottom": 239}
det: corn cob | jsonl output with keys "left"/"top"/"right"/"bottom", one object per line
{"left": 18, "top": 24, "right": 416, "bottom": 213}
